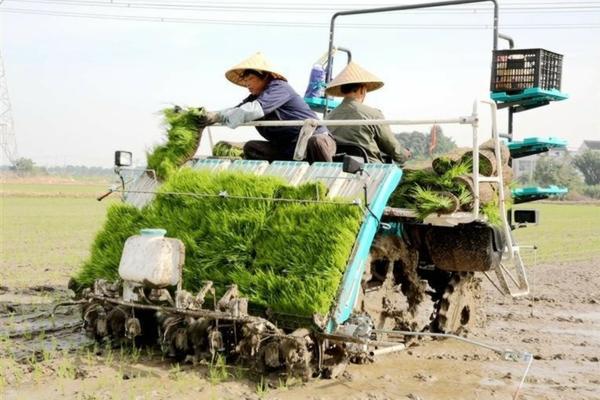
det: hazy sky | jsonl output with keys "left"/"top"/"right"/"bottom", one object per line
{"left": 1, "top": 0, "right": 599, "bottom": 167}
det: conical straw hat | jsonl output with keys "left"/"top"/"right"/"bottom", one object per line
{"left": 225, "top": 52, "right": 287, "bottom": 86}
{"left": 325, "top": 62, "right": 384, "bottom": 97}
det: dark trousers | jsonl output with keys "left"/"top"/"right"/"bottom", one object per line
{"left": 307, "top": 133, "right": 337, "bottom": 163}
{"left": 243, "top": 134, "right": 337, "bottom": 163}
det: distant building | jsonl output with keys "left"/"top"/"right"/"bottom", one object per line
{"left": 578, "top": 140, "right": 600, "bottom": 153}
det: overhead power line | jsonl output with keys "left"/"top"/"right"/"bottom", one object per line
{"left": 5, "top": 0, "right": 600, "bottom": 14}
{"left": 2, "top": 6, "right": 600, "bottom": 29}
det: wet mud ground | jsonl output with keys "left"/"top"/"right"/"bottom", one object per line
{"left": 1, "top": 259, "right": 598, "bottom": 400}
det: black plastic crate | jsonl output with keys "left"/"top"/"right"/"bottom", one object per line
{"left": 491, "top": 48, "right": 563, "bottom": 93}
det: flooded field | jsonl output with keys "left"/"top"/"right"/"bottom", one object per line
{"left": 1, "top": 259, "right": 598, "bottom": 399}
{"left": 1, "top": 181, "right": 599, "bottom": 399}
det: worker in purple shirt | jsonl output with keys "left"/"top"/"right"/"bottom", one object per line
{"left": 200, "top": 52, "right": 336, "bottom": 162}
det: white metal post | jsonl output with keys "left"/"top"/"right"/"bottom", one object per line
{"left": 471, "top": 100, "right": 480, "bottom": 219}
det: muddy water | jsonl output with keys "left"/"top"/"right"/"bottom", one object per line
{"left": 0, "top": 287, "right": 92, "bottom": 362}
{"left": 2, "top": 260, "right": 599, "bottom": 399}
{"left": 278, "top": 259, "right": 599, "bottom": 400}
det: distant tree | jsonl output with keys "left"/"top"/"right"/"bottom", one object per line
{"left": 516, "top": 173, "right": 533, "bottom": 185}
{"left": 395, "top": 131, "right": 427, "bottom": 157}
{"left": 573, "top": 150, "right": 600, "bottom": 185}
{"left": 533, "top": 156, "right": 581, "bottom": 189}
{"left": 11, "top": 157, "right": 35, "bottom": 173}
{"left": 395, "top": 127, "right": 456, "bottom": 159}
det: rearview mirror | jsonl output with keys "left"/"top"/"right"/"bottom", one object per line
{"left": 114, "top": 151, "right": 132, "bottom": 167}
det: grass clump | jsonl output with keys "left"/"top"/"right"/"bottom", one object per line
{"left": 147, "top": 107, "right": 205, "bottom": 180}
{"left": 73, "top": 169, "right": 364, "bottom": 316}
{"left": 388, "top": 157, "right": 507, "bottom": 225}
{"left": 410, "top": 185, "right": 457, "bottom": 221}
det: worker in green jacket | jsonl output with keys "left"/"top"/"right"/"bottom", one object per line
{"left": 325, "top": 62, "right": 410, "bottom": 165}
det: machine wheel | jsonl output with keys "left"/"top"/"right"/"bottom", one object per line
{"left": 358, "top": 234, "right": 434, "bottom": 336}
{"left": 432, "top": 272, "right": 481, "bottom": 335}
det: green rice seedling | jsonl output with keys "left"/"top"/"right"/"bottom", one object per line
{"left": 207, "top": 354, "right": 229, "bottom": 385}
{"left": 427, "top": 160, "right": 473, "bottom": 191}
{"left": 42, "top": 347, "right": 53, "bottom": 363}
{"left": 481, "top": 199, "right": 502, "bottom": 226}
{"left": 278, "top": 376, "right": 292, "bottom": 390}
{"left": 274, "top": 181, "right": 324, "bottom": 202}
{"left": 388, "top": 168, "right": 445, "bottom": 208}
{"left": 460, "top": 149, "right": 496, "bottom": 176}
{"left": 129, "top": 344, "right": 141, "bottom": 363}
{"left": 250, "top": 199, "right": 363, "bottom": 315}
{"left": 32, "top": 361, "right": 44, "bottom": 383}
{"left": 454, "top": 183, "right": 474, "bottom": 211}
{"left": 388, "top": 156, "right": 511, "bottom": 222}
{"left": 480, "top": 191, "right": 513, "bottom": 227}
{"left": 84, "top": 348, "right": 95, "bottom": 367}
{"left": 147, "top": 107, "right": 205, "bottom": 180}
{"left": 256, "top": 375, "right": 268, "bottom": 398}
{"left": 119, "top": 345, "right": 125, "bottom": 362}
{"left": 73, "top": 168, "right": 365, "bottom": 317}
{"left": 168, "top": 363, "right": 183, "bottom": 381}
{"left": 440, "top": 159, "right": 472, "bottom": 182}
{"left": 389, "top": 162, "right": 468, "bottom": 216}
{"left": 387, "top": 172, "right": 421, "bottom": 208}
{"left": 431, "top": 155, "right": 455, "bottom": 175}
{"left": 410, "top": 185, "right": 456, "bottom": 221}
{"left": 146, "top": 169, "right": 284, "bottom": 293}
{"left": 231, "top": 364, "right": 247, "bottom": 380}
{"left": 56, "top": 357, "right": 77, "bottom": 379}
{"left": 104, "top": 342, "right": 114, "bottom": 365}
{"left": 212, "top": 141, "right": 244, "bottom": 158}
{"left": 404, "top": 168, "right": 441, "bottom": 187}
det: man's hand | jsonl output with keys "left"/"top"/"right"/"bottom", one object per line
{"left": 198, "top": 110, "right": 222, "bottom": 127}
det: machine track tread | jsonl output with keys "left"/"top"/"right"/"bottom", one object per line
{"left": 432, "top": 272, "right": 482, "bottom": 335}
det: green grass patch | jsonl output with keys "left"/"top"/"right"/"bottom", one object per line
{"left": 0, "top": 196, "right": 112, "bottom": 287}
{"left": 1, "top": 182, "right": 108, "bottom": 197}
{"left": 513, "top": 203, "right": 600, "bottom": 265}
{"left": 73, "top": 169, "right": 363, "bottom": 316}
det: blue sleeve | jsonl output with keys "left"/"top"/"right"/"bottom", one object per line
{"left": 256, "top": 81, "right": 293, "bottom": 114}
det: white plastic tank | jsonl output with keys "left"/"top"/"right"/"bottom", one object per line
{"left": 118, "top": 229, "right": 185, "bottom": 287}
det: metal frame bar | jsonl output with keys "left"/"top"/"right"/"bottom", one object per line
{"left": 88, "top": 295, "right": 280, "bottom": 331}
{"left": 325, "top": 0, "right": 499, "bottom": 86}
{"left": 478, "top": 99, "right": 529, "bottom": 297}
{"left": 498, "top": 33, "right": 516, "bottom": 141}
{"left": 335, "top": 46, "right": 352, "bottom": 63}
{"left": 227, "top": 116, "right": 475, "bottom": 128}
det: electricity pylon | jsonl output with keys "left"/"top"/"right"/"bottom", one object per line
{"left": 0, "top": 50, "right": 18, "bottom": 166}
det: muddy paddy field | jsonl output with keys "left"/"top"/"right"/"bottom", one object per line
{"left": 1, "top": 180, "right": 599, "bottom": 399}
